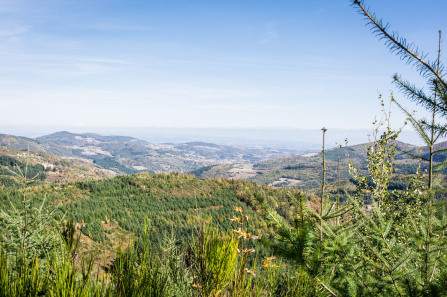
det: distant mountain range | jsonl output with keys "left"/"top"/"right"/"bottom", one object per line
{"left": 0, "top": 131, "right": 309, "bottom": 175}
{"left": 5, "top": 127, "right": 423, "bottom": 149}
{"left": 193, "top": 140, "right": 447, "bottom": 197}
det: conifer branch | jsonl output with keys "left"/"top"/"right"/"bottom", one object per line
{"left": 392, "top": 98, "right": 431, "bottom": 145}
{"left": 353, "top": 1, "right": 447, "bottom": 90}
{"left": 393, "top": 75, "right": 445, "bottom": 116}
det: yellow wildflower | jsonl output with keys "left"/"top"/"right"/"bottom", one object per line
{"left": 229, "top": 216, "right": 240, "bottom": 222}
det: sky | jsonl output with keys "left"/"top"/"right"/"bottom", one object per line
{"left": 1, "top": 0, "right": 446, "bottom": 140}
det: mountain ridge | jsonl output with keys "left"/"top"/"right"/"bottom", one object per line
{"left": 0, "top": 131, "right": 309, "bottom": 175}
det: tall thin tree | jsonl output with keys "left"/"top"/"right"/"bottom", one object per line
{"left": 320, "top": 127, "right": 327, "bottom": 243}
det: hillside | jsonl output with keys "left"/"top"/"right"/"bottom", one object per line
{"left": 0, "top": 132, "right": 307, "bottom": 175}
{"left": 193, "top": 140, "right": 447, "bottom": 199}
{"left": 0, "top": 172, "right": 310, "bottom": 269}
{"left": 0, "top": 146, "right": 114, "bottom": 186}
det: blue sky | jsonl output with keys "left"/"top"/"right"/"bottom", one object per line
{"left": 1, "top": 0, "right": 446, "bottom": 133}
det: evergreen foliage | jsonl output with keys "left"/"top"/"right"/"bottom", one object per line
{"left": 89, "top": 155, "right": 138, "bottom": 175}
{"left": 0, "top": 154, "right": 59, "bottom": 270}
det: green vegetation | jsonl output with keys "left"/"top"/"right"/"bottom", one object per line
{"left": 257, "top": 114, "right": 447, "bottom": 295}
{"left": 0, "top": 145, "right": 115, "bottom": 184}
{"left": 1, "top": 172, "right": 302, "bottom": 251}
{"left": 0, "top": 131, "right": 303, "bottom": 175}
{"left": 194, "top": 140, "right": 447, "bottom": 204}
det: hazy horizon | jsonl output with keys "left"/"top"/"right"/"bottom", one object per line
{"left": 1, "top": 126, "right": 424, "bottom": 151}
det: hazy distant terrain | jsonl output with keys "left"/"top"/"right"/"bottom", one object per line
{"left": 0, "top": 131, "right": 309, "bottom": 175}
{"left": 4, "top": 127, "right": 423, "bottom": 149}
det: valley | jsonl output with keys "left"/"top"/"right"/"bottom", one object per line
{"left": 0, "top": 131, "right": 308, "bottom": 176}
{"left": 2, "top": 131, "right": 446, "bottom": 200}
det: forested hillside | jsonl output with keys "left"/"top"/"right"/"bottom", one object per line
{"left": 0, "top": 171, "right": 309, "bottom": 261}
{"left": 194, "top": 140, "right": 447, "bottom": 200}
{"left": 0, "top": 146, "right": 115, "bottom": 184}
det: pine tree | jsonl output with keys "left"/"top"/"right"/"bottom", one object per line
{"left": 352, "top": 1, "right": 447, "bottom": 192}
{"left": 0, "top": 151, "right": 59, "bottom": 269}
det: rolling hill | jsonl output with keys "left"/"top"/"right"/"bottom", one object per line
{"left": 192, "top": 140, "right": 447, "bottom": 200}
{"left": 0, "top": 131, "right": 308, "bottom": 176}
